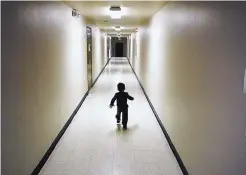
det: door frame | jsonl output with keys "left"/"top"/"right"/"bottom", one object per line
{"left": 86, "top": 26, "right": 92, "bottom": 90}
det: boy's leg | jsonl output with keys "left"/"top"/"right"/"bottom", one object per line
{"left": 116, "top": 107, "right": 121, "bottom": 123}
{"left": 122, "top": 108, "right": 128, "bottom": 129}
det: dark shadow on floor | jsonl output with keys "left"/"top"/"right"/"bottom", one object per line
{"left": 114, "top": 124, "right": 139, "bottom": 136}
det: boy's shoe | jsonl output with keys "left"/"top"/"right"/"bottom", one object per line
{"left": 116, "top": 115, "right": 120, "bottom": 123}
{"left": 123, "top": 125, "right": 127, "bottom": 130}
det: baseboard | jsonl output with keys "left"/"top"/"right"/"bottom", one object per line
{"left": 126, "top": 58, "right": 189, "bottom": 175}
{"left": 31, "top": 58, "right": 111, "bottom": 175}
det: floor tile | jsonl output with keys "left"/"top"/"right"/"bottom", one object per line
{"left": 137, "top": 162, "right": 162, "bottom": 175}
{"left": 39, "top": 58, "right": 182, "bottom": 175}
{"left": 39, "top": 162, "right": 67, "bottom": 175}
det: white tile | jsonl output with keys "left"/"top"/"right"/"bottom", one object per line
{"left": 114, "top": 135, "right": 134, "bottom": 151}
{"left": 113, "top": 163, "right": 137, "bottom": 175}
{"left": 135, "top": 150, "right": 157, "bottom": 163}
{"left": 114, "top": 150, "right": 135, "bottom": 165}
{"left": 63, "top": 161, "right": 91, "bottom": 175}
{"left": 48, "top": 147, "right": 73, "bottom": 162}
{"left": 89, "top": 159, "right": 113, "bottom": 175}
{"left": 69, "top": 149, "right": 94, "bottom": 163}
{"left": 39, "top": 162, "right": 66, "bottom": 175}
{"left": 40, "top": 58, "right": 181, "bottom": 175}
{"left": 136, "top": 162, "right": 162, "bottom": 175}
{"left": 133, "top": 137, "right": 153, "bottom": 151}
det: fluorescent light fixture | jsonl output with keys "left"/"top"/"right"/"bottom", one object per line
{"left": 72, "top": 9, "right": 80, "bottom": 18}
{"left": 109, "top": 6, "right": 122, "bottom": 19}
{"left": 110, "top": 13, "right": 122, "bottom": 19}
{"left": 110, "top": 6, "right": 121, "bottom": 11}
{"left": 115, "top": 26, "right": 121, "bottom": 31}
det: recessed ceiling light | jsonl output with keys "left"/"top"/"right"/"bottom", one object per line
{"left": 110, "top": 6, "right": 121, "bottom": 11}
{"left": 115, "top": 26, "right": 121, "bottom": 31}
{"left": 110, "top": 14, "right": 122, "bottom": 19}
{"left": 109, "top": 6, "right": 122, "bottom": 19}
{"left": 72, "top": 9, "right": 80, "bottom": 18}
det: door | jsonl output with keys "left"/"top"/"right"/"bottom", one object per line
{"left": 86, "top": 26, "right": 92, "bottom": 90}
{"left": 107, "top": 37, "right": 110, "bottom": 58}
{"left": 115, "top": 43, "right": 124, "bottom": 57}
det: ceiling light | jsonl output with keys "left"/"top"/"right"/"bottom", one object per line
{"left": 115, "top": 26, "right": 121, "bottom": 31}
{"left": 110, "top": 13, "right": 122, "bottom": 19}
{"left": 72, "top": 9, "right": 80, "bottom": 18}
{"left": 110, "top": 6, "right": 121, "bottom": 11}
{"left": 109, "top": 6, "right": 122, "bottom": 19}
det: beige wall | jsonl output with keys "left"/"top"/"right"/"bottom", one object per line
{"left": 1, "top": 1, "right": 104, "bottom": 175}
{"left": 84, "top": 18, "right": 108, "bottom": 82}
{"left": 100, "top": 33, "right": 108, "bottom": 66}
{"left": 131, "top": 2, "right": 246, "bottom": 175}
{"left": 89, "top": 24, "right": 104, "bottom": 81}
{"left": 130, "top": 33, "right": 136, "bottom": 66}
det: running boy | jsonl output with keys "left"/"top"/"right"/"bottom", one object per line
{"left": 109, "top": 83, "right": 134, "bottom": 129}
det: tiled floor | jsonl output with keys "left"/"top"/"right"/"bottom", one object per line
{"left": 39, "top": 57, "right": 183, "bottom": 175}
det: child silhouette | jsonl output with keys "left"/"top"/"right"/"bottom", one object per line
{"left": 109, "top": 83, "right": 134, "bottom": 129}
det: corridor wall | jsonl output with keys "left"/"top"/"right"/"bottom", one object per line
{"left": 88, "top": 23, "right": 107, "bottom": 82}
{"left": 132, "top": 2, "right": 246, "bottom": 175}
{"left": 2, "top": 1, "right": 106, "bottom": 174}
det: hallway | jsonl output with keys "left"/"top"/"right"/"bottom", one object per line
{"left": 39, "top": 58, "right": 182, "bottom": 175}
{"left": 2, "top": 1, "right": 246, "bottom": 175}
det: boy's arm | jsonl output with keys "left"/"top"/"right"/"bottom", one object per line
{"left": 126, "top": 93, "right": 134, "bottom": 100}
{"left": 110, "top": 93, "right": 117, "bottom": 106}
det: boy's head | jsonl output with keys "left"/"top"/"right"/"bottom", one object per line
{"left": 117, "top": 83, "right": 125, "bottom": 92}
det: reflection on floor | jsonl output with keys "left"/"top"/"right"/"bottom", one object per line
{"left": 40, "top": 57, "right": 183, "bottom": 175}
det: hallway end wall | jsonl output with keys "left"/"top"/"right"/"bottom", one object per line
{"left": 111, "top": 37, "right": 127, "bottom": 57}
{"left": 131, "top": 2, "right": 246, "bottom": 175}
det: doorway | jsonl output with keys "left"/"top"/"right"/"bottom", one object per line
{"left": 107, "top": 37, "right": 110, "bottom": 58}
{"left": 115, "top": 43, "right": 124, "bottom": 57}
{"left": 86, "top": 26, "right": 92, "bottom": 90}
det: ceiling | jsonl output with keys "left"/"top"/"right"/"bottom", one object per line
{"left": 64, "top": 1, "right": 169, "bottom": 34}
